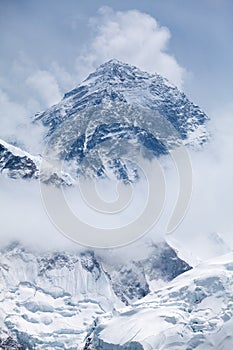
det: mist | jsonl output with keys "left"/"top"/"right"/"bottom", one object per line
{"left": 0, "top": 107, "right": 232, "bottom": 264}
{"left": 171, "top": 109, "right": 233, "bottom": 260}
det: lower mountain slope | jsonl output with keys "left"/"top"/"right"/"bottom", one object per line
{"left": 85, "top": 253, "right": 233, "bottom": 350}
{"left": 0, "top": 242, "right": 190, "bottom": 349}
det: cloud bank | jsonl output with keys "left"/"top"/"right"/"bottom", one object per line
{"left": 0, "top": 89, "right": 44, "bottom": 153}
{"left": 0, "top": 107, "right": 232, "bottom": 263}
{"left": 76, "top": 7, "right": 185, "bottom": 87}
{"left": 26, "top": 70, "right": 62, "bottom": 107}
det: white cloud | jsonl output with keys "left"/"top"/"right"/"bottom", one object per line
{"left": 0, "top": 90, "right": 28, "bottom": 128}
{"left": 0, "top": 89, "right": 44, "bottom": 153}
{"left": 0, "top": 178, "right": 75, "bottom": 251}
{"left": 0, "top": 53, "right": 72, "bottom": 153}
{"left": 169, "top": 105, "right": 233, "bottom": 260}
{"left": 0, "top": 89, "right": 28, "bottom": 145}
{"left": 26, "top": 70, "right": 62, "bottom": 107}
{"left": 0, "top": 7, "right": 185, "bottom": 156}
{"left": 0, "top": 101, "right": 233, "bottom": 261}
{"left": 2, "top": 6, "right": 232, "bottom": 263}
{"left": 76, "top": 7, "right": 184, "bottom": 87}
{"left": 50, "top": 61, "right": 75, "bottom": 92}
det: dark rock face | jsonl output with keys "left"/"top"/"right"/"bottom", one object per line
{"left": 37, "top": 253, "right": 79, "bottom": 275}
{"left": 38, "top": 60, "right": 207, "bottom": 142}
{"left": 0, "top": 141, "right": 73, "bottom": 185}
{"left": 80, "top": 251, "right": 102, "bottom": 281}
{"left": 102, "top": 241, "right": 191, "bottom": 305}
{"left": 0, "top": 336, "right": 24, "bottom": 350}
{"left": 142, "top": 242, "right": 192, "bottom": 282}
{"left": 0, "top": 143, "right": 38, "bottom": 180}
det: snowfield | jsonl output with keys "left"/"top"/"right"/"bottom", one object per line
{"left": 0, "top": 242, "right": 190, "bottom": 349}
{"left": 86, "top": 253, "right": 233, "bottom": 350}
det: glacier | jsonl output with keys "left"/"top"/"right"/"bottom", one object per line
{"left": 0, "top": 242, "right": 190, "bottom": 349}
{"left": 85, "top": 253, "right": 233, "bottom": 350}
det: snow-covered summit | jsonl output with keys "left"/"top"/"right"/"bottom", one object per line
{"left": 1, "top": 60, "right": 209, "bottom": 183}
{"left": 33, "top": 60, "right": 208, "bottom": 180}
{"left": 78, "top": 59, "right": 175, "bottom": 91}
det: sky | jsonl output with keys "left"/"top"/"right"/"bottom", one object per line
{"left": 0, "top": 0, "right": 233, "bottom": 120}
{"left": 0, "top": 0, "right": 233, "bottom": 258}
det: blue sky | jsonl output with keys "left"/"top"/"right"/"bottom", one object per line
{"left": 0, "top": 0, "right": 232, "bottom": 136}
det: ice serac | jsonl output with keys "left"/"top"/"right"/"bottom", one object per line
{"left": 85, "top": 253, "right": 233, "bottom": 350}
{"left": 0, "top": 243, "right": 122, "bottom": 349}
{"left": 35, "top": 60, "right": 208, "bottom": 181}
{"left": 0, "top": 242, "right": 190, "bottom": 349}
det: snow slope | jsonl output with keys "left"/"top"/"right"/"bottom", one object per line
{"left": 86, "top": 253, "right": 233, "bottom": 350}
{"left": 0, "top": 242, "right": 190, "bottom": 349}
{"left": 0, "top": 244, "right": 121, "bottom": 349}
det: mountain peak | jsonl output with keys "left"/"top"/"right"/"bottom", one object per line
{"left": 82, "top": 59, "right": 155, "bottom": 86}
{"left": 32, "top": 60, "right": 209, "bottom": 181}
{"left": 1, "top": 60, "right": 209, "bottom": 184}
{"left": 100, "top": 58, "right": 127, "bottom": 66}
{"left": 92, "top": 58, "right": 139, "bottom": 72}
